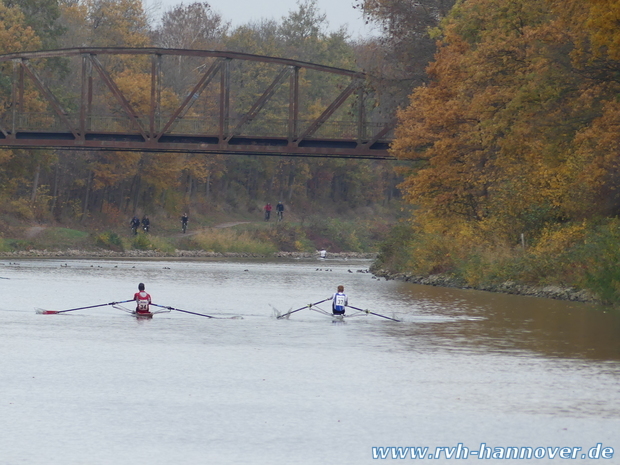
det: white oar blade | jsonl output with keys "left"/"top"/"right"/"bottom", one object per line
{"left": 269, "top": 304, "right": 290, "bottom": 319}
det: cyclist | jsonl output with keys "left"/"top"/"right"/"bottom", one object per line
{"left": 181, "top": 213, "right": 189, "bottom": 233}
{"left": 276, "top": 201, "right": 284, "bottom": 221}
{"left": 130, "top": 216, "right": 140, "bottom": 235}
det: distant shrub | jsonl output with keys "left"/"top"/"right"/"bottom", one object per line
{"left": 306, "top": 217, "right": 371, "bottom": 252}
{"left": 578, "top": 220, "right": 620, "bottom": 304}
{"left": 131, "top": 234, "right": 175, "bottom": 253}
{"left": 132, "top": 233, "right": 152, "bottom": 250}
{"left": 94, "top": 231, "right": 124, "bottom": 252}
{"left": 5, "top": 199, "right": 34, "bottom": 220}
{"left": 0, "top": 237, "right": 9, "bottom": 252}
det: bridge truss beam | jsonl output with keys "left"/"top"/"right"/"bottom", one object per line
{"left": 0, "top": 48, "right": 395, "bottom": 159}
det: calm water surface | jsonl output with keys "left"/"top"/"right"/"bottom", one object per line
{"left": 0, "top": 258, "right": 619, "bottom": 464}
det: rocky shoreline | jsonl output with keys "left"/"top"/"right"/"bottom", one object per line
{"left": 0, "top": 248, "right": 377, "bottom": 260}
{"left": 372, "top": 268, "right": 599, "bottom": 304}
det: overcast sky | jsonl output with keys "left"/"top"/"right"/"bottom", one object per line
{"left": 144, "top": 0, "right": 379, "bottom": 38}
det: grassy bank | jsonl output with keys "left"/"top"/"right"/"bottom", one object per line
{"left": 372, "top": 218, "right": 620, "bottom": 305}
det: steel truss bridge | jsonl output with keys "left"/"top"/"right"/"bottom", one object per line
{"left": 0, "top": 48, "right": 395, "bottom": 159}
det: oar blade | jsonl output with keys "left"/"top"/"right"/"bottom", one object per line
{"left": 36, "top": 308, "right": 59, "bottom": 315}
{"left": 35, "top": 299, "right": 134, "bottom": 315}
{"left": 276, "top": 297, "right": 331, "bottom": 319}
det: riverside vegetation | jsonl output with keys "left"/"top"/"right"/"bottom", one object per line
{"left": 367, "top": 0, "right": 620, "bottom": 305}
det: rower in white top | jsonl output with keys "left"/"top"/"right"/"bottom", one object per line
{"left": 331, "top": 285, "right": 348, "bottom": 316}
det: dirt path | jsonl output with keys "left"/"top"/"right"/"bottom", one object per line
{"left": 213, "top": 221, "right": 251, "bottom": 229}
{"left": 26, "top": 222, "right": 252, "bottom": 240}
{"left": 175, "top": 221, "right": 252, "bottom": 237}
{"left": 25, "top": 226, "right": 46, "bottom": 238}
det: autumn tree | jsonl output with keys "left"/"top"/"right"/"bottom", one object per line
{"left": 4, "top": 0, "right": 64, "bottom": 49}
{"left": 153, "top": 2, "right": 228, "bottom": 50}
{"left": 355, "top": 0, "right": 457, "bottom": 114}
{"left": 385, "top": 0, "right": 620, "bottom": 284}
{"left": 0, "top": 0, "right": 50, "bottom": 218}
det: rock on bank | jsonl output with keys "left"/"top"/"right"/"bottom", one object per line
{"left": 372, "top": 268, "right": 597, "bottom": 303}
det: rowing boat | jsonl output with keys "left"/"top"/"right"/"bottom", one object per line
{"left": 275, "top": 300, "right": 401, "bottom": 322}
{"left": 133, "top": 311, "right": 154, "bottom": 319}
{"left": 114, "top": 304, "right": 169, "bottom": 318}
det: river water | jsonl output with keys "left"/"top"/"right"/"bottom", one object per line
{"left": 0, "top": 258, "right": 619, "bottom": 464}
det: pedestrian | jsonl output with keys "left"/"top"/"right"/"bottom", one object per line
{"left": 276, "top": 201, "right": 284, "bottom": 221}
{"left": 331, "top": 285, "right": 348, "bottom": 316}
{"left": 133, "top": 283, "right": 152, "bottom": 315}
{"left": 264, "top": 203, "right": 272, "bottom": 221}
{"left": 181, "top": 213, "right": 189, "bottom": 233}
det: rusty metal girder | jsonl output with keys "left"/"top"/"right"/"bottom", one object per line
{"left": 0, "top": 47, "right": 394, "bottom": 159}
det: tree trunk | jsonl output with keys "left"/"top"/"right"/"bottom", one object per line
{"left": 81, "top": 170, "right": 92, "bottom": 222}
{"left": 51, "top": 162, "right": 59, "bottom": 215}
{"left": 30, "top": 163, "right": 41, "bottom": 204}
{"left": 132, "top": 174, "right": 142, "bottom": 215}
{"left": 205, "top": 171, "right": 211, "bottom": 205}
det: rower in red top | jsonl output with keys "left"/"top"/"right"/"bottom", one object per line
{"left": 133, "top": 283, "right": 152, "bottom": 315}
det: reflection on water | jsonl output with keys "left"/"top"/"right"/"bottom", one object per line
{"left": 382, "top": 282, "right": 620, "bottom": 361}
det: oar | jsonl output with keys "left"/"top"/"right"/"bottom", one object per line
{"left": 276, "top": 297, "right": 331, "bottom": 319}
{"left": 346, "top": 304, "right": 401, "bottom": 322}
{"left": 36, "top": 299, "right": 134, "bottom": 315}
{"left": 150, "top": 303, "right": 242, "bottom": 319}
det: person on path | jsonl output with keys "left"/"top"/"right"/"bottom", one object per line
{"left": 142, "top": 215, "right": 150, "bottom": 232}
{"left": 276, "top": 201, "right": 284, "bottom": 221}
{"left": 331, "top": 285, "right": 348, "bottom": 316}
{"left": 181, "top": 213, "right": 189, "bottom": 232}
{"left": 264, "top": 203, "right": 272, "bottom": 221}
{"left": 133, "top": 283, "right": 152, "bottom": 315}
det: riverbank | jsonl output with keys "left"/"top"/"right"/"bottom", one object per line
{"left": 372, "top": 268, "right": 599, "bottom": 303}
{"left": 0, "top": 248, "right": 377, "bottom": 260}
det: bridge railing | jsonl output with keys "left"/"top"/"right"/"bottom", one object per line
{"left": 7, "top": 112, "right": 394, "bottom": 141}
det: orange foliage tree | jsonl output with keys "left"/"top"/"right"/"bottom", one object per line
{"left": 393, "top": 0, "right": 620, "bottom": 253}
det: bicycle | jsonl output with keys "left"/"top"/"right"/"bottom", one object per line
{"left": 277, "top": 210, "right": 283, "bottom": 222}
{"left": 182, "top": 222, "right": 187, "bottom": 233}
